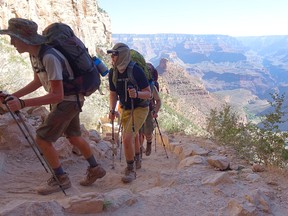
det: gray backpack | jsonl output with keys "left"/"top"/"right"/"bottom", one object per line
{"left": 39, "top": 22, "right": 101, "bottom": 96}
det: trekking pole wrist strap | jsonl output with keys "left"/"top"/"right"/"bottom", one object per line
{"left": 19, "top": 99, "right": 25, "bottom": 109}
{"left": 0, "top": 93, "right": 10, "bottom": 100}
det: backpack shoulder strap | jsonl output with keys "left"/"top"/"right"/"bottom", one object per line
{"left": 39, "top": 44, "right": 64, "bottom": 64}
{"left": 38, "top": 44, "right": 69, "bottom": 77}
{"left": 127, "top": 61, "right": 138, "bottom": 89}
{"left": 38, "top": 44, "right": 51, "bottom": 62}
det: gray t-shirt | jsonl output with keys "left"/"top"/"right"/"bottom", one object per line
{"left": 33, "top": 48, "right": 84, "bottom": 102}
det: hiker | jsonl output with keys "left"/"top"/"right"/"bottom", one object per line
{"left": 0, "top": 18, "right": 106, "bottom": 195}
{"left": 107, "top": 43, "right": 151, "bottom": 183}
{"left": 139, "top": 63, "right": 162, "bottom": 156}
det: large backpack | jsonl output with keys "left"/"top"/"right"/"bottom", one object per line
{"left": 38, "top": 22, "right": 101, "bottom": 96}
{"left": 146, "top": 62, "right": 159, "bottom": 91}
{"left": 126, "top": 51, "right": 155, "bottom": 109}
{"left": 130, "top": 49, "right": 152, "bottom": 82}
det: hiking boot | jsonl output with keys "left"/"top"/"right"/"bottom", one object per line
{"left": 72, "top": 146, "right": 82, "bottom": 156}
{"left": 146, "top": 142, "right": 152, "bottom": 156}
{"left": 121, "top": 168, "right": 136, "bottom": 184}
{"left": 135, "top": 159, "right": 142, "bottom": 169}
{"left": 36, "top": 173, "right": 71, "bottom": 195}
{"left": 80, "top": 165, "right": 106, "bottom": 186}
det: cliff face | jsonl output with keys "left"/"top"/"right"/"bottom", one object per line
{"left": 0, "top": 0, "right": 112, "bottom": 55}
{"left": 112, "top": 34, "right": 246, "bottom": 65}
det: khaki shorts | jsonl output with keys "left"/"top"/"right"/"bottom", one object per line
{"left": 36, "top": 101, "right": 83, "bottom": 142}
{"left": 121, "top": 106, "right": 149, "bottom": 133}
{"left": 140, "top": 111, "right": 155, "bottom": 135}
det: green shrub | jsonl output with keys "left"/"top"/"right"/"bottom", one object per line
{"left": 158, "top": 101, "right": 195, "bottom": 134}
{"left": 207, "top": 103, "right": 243, "bottom": 145}
{"left": 206, "top": 92, "right": 288, "bottom": 168}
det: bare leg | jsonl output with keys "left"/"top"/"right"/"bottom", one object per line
{"left": 134, "top": 133, "right": 140, "bottom": 154}
{"left": 123, "top": 132, "right": 134, "bottom": 161}
{"left": 68, "top": 136, "right": 93, "bottom": 159}
{"left": 36, "top": 136, "right": 60, "bottom": 169}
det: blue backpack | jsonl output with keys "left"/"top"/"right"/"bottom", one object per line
{"left": 38, "top": 23, "right": 101, "bottom": 96}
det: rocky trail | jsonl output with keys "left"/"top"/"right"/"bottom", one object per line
{"left": 0, "top": 112, "right": 288, "bottom": 216}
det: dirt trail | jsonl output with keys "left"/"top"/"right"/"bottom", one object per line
{"left": 1, "top": 134, "right": 288, "bottom": 216}
{"left": 0, "top": 135, "right": 179, "bottom": 209}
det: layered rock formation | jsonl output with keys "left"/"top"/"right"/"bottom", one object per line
{"left": 0, "top": 0, "right": 113, "bottom": 135}
{"left": 0, "top": 0, "right": 112, "bottom": 55}
{"left": 111, "top": 34, "right": 279, "bottom": 97}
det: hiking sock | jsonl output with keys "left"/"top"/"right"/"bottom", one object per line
{"left": 86, "top": 155, "right": 98, "bottom": 168}
{"left": 127, "top": 160, "right": 134, "bottom": 170}
{"left": 145, "top": 141, "right": 152, "bottom": 156}
{"left": 146, "top": 134, "right": 153, "bottom": 143}
{"left": 135, "top": 153, "right": 141, "bottom": 162}
{"left": 53, "top": 166, "right": 65, "bottom": 176}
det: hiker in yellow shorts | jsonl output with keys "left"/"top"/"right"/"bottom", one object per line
{"left": 107, "top": 43, "right": 151, "bottom": 183}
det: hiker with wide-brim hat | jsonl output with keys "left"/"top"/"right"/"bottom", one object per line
{"left": 0, "top": 18, "right": 106, "bottom": 195}
{"left": 0, "top": 18, "right": 46, "bottom": 45}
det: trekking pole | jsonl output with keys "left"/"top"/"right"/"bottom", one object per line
{"left": 154, "top": 118, "right": 168, "bottom": 159}
{"left": 118, "top": 121, "right": 123, "bottom": 162}
{"left": 117, "top": 117, "right": 121, "bottom": 148}
{"left": 116, "top": 112, "right": 123, "bottom": 161}
{"left": 6, "top": 108, "right": 49, "bottom": 173}
{"left": 111, "top": 118, "right": 115, "bottom": 169}
{"left": 3, "top": 101, "right": 67, "bottom": 195}
{"left": 16, "top": 110, "right": 67, "bottom": 195}
{"left": 154, "top": 127, "right": 157, "bottom": 152}
{"left": 128, "top": 85, "right": 136, "bottom": 162}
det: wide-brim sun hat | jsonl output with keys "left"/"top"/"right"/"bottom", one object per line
{"left": 0, "top": 18, "right": 46, "bottom": 45}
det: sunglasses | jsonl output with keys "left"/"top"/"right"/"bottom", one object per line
{"left": 107, "top": 50, "right": 119, "bottom": 56}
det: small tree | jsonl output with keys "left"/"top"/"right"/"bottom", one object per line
{"left": 206, "top": 92, "right": 288, "bottom": 168}
{"left": 248, "top": 92, "right": 288, "bottom": 166}
{"left": 206, "top": 103, "right": 243, "bottom": 146}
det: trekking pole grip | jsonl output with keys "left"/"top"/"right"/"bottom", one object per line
{"left": 128, "top": 84, "right": 137, "bottom": 99}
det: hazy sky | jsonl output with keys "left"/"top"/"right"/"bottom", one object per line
{"left": 97, "top": 0, "right": 287, "bottom": 36}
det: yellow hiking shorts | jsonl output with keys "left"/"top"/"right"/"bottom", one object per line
{"left": 121, "top": 106, "right": 149, "bottom": 133}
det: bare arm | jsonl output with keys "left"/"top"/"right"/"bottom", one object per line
{"left": 151, "top": 86, "right": 161, "bottom": 118}
{"left": 153, "top": 87, "right": 161, "bottom": 114}
{"left": 7, "top": 80, "right": 64, "bottom": 111}
{"left": 109, "top": 90, "right": 118, "bottom": 111}
{"left": 138, "top": 86, "right": 151, "bottom": 100}
{"left": 24, "top": 80, "right": 64, "bottom": 107}
{"left": 109, "top": 90, "right": 118, "bottom": 120}
{"left": 128, "top": 85, "right": 151, "bottom": 99}
{"left": 12, "top": 73, "right": 42, "bottom": 98}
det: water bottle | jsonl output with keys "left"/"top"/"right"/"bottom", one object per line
{"left": 93, "top": 56, "right": 109, "bottom": 77}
